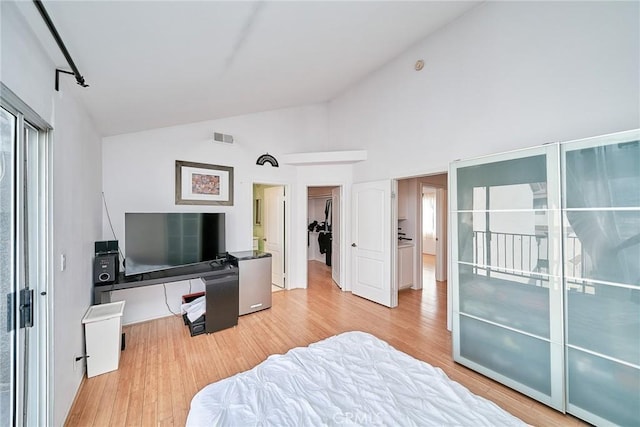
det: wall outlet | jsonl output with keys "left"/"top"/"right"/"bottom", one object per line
{"left": 73, "top": 354, "right": 87, "bottom": 372}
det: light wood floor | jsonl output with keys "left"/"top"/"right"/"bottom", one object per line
{"left": 66, "top": 261, "right": 587, "bottom": 426}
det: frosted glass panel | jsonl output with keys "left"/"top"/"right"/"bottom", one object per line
{"left": 568, "top": 348, "right": 640, "bottom": 426}
{"left": 458, "top": 211, "right": 550, "bottom": 275}
{"left": 452, "top": 131, "right": 639, "bottom": 426}
{"left": 566, "top": 281, "right": 639, "bottom": 365}
{"left": 564, "top": 139, "right": 640, "bottom": 209}
{"left": 458, "top": 264, "right": 550, "bottom": 337}
{"left": 460, "top": 316, "right": 551, "bottom": 395}
{"left": 0, "top": 107, "right": 15, "bottom": 427}
{"left": 564, "top": 210, "right": 640, "bottom": 286}
{"left": 456, "top": 154, "right": 547, "bottom": 211}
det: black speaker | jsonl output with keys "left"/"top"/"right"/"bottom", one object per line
{"left": 94, "top": 253, "right": 118, "bottom": 285}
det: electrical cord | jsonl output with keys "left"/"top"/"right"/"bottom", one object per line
{"left": 101, "top": 192, "right": 197, "bottom": 318}
{"left": 163, "top": 283, "right": 182, "bottom": 317}
{"left": 101, "top": 191, "right": 125, "bottom": 262}
{"left": 102, "top": 191, "right": 198, "bottom": 317}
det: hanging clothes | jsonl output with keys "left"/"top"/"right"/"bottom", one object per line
{"left": 318, "top": 198, "right": 332, "bottom": 266}
{"left": 325, "top": 199, "right": 332, "bottom": 231}
{"left": 318, "top": 232, "right": 331, "bottom": 254}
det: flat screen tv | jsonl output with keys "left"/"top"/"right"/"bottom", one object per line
{"left": 124, "top": 212, "right": 225, "bottom": 276}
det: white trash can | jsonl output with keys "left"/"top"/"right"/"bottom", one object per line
{"left": 82, "top": 301, "right": 125, "bottom": 378}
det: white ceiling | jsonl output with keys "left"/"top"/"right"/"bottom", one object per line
{"left": 20, "top": 1, "right": 480, "bottom": 136}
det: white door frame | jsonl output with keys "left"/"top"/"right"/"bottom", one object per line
{"left": 435, "top": 188, "right": 447, "bottom": 282}
{"left": 394, "top": 172, "right": 449, "bottom": 327}
{"left": 304, "top": 185, "right": 346, "bottom": 290}
{"left": 331, "top": 186, "right": 341, "bottom": 288}
{"left": 1, "top": 85, "right": 53, "bottom": 427}
{"left": 253, "top": 182, "right": 290, "bottom": 290}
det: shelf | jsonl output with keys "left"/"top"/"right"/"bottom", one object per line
{"left": 282, "top": 150, "right": 367, "bottom": 166}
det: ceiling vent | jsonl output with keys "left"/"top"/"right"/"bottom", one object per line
{"left": 214, "top": 132, "right": 234, "bottom": 144}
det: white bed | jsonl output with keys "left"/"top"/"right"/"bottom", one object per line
{"left": 187, "top": 331, "right": 526, "bottom": 426}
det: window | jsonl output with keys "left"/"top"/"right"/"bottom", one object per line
{"left": 422, "top": 191, "right": 436, "bottom": 239}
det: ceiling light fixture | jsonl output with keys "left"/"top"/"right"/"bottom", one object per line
{"left": 415, "top": 60, "right": 425, "bottom": 71}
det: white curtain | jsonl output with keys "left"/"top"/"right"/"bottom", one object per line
{"left": 422, "top": 192, "right": 436, "bottom": 238}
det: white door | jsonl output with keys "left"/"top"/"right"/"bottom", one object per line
{"left": 264, "top": 186, "right": 285, "bottom": 287}
{"left": 331, "top": 187, "right": 341, "bottom": 288}
{"left": 435, "top": 188, "right": 448, "bottom": 281}
{"left": 351, "top": 180, "right": 397, "bottom": 307}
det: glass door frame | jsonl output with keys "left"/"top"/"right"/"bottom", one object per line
{"left": 560, "top": 129, "right": 640, "bottom": 426}
{"left": 1, "top": 84, "right": 53, "bottom": 427}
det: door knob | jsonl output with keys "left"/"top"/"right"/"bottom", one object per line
{"left": 351, "top": 243, "right": 357, "bottom": 247}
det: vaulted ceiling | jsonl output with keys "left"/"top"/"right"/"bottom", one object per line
{"left": 18, "top": 1, "right": 480, "bottom": 136}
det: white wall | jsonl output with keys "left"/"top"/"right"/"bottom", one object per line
{"left": 50, "top": 81, "right": 103, "bottom": 427}
{"left": 102, "top": 104, "right": 339, "bottom": 324}
{"left": 0, "top": 2, "right": 54, "bottom": 123}
{"left": 328, "top": 1, "right": 640, "bottom": 182}
{"left": 1, "top": 2, "right": 103, "bottom": 426}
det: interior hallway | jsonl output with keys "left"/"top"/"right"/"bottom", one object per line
{"left": 417, "top": 253, "right": 445, "bottom": 324}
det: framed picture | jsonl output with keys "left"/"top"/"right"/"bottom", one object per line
{"left": 175, "top": 160, "right": 234, "bottom": 206}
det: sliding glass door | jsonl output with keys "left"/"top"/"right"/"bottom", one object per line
{"left": 1, "top": 105, "right": 18, "bottom": 427}
{"left": 561, "top": 130, "right": 640, "bottom": 426}
{"left": 450, "top": 144, "right": 565, "bottom": 410}
{"left": 1, "top": 86, "right": 52, "bottom": 427}
{"left": 451, "top": 129, "right": 639, "bottom": 426}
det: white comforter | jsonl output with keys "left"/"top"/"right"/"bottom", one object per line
{"left": 187, "top": 331, "right": 526, "bottom": 426}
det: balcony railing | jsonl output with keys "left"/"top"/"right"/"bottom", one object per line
{"left": 471, "top": 231, "right": 583, "bottom": 287}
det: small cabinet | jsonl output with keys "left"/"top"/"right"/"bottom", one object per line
{"left": 398, "top": 245, "right": 413, "bottom": 289}
{"left": 230, "top": 252, "right": 272, "bottom": 316}
{"left": 204, "top": 273, "right": 239, "bottom": 333}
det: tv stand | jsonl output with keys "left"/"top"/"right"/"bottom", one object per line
{"left": 93, "top": 262, "right": 238, "bottom": 306}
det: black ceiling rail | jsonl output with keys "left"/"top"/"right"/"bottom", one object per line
{"left": 32, "top": 0, "right": 89, "bottom": 91}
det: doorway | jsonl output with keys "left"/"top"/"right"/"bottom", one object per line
{"left": 253, "top": 183, "right": 286, "bottom": 290}
{"left": 421, "top": 186, "right": 438, "bottom": 289}
{"left": 307, "top": 186, "right": 341, "bottom": 289}
{"left": 413, "top": 174, "right": 447, "bottom": 289}
{"left": 421, "top": 185, "right": 447, "bottom": 283}
{"left": 395, "top": 174, "right": 448, "bottom": 317}
{"left": 420, "top": 184, "right": 447, "bottom": 288}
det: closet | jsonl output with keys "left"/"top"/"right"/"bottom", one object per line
{"left": 450, "top": 129, "right": 639, "bottom": 427}
{"left": 307, "top": 187, "right": 336, "bottom": 267}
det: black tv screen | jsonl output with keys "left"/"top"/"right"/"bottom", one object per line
{"left": 124, "top": 212, "right": 225, "bottom": 276}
